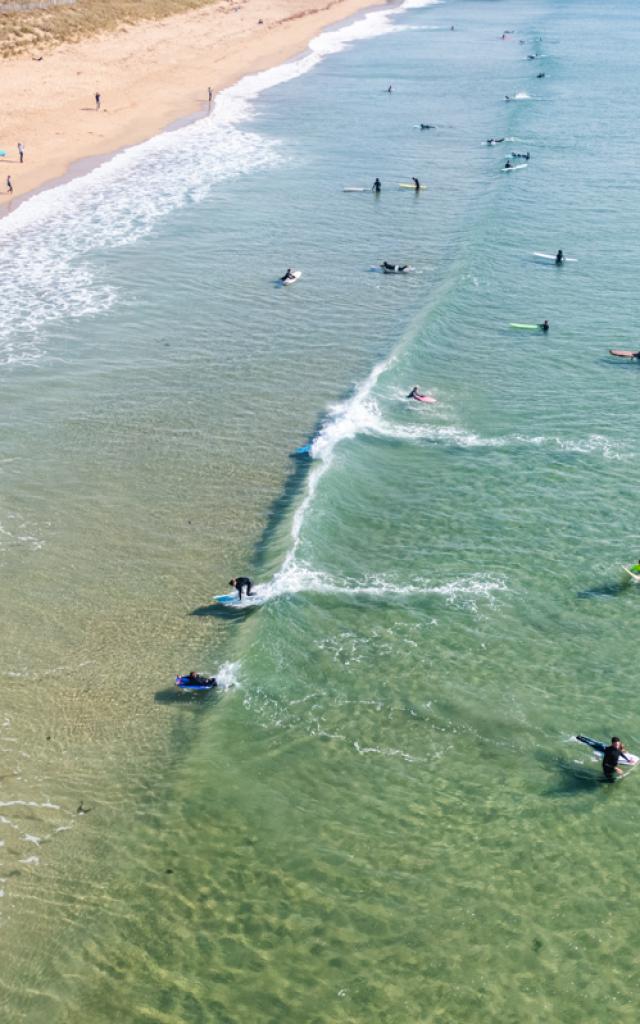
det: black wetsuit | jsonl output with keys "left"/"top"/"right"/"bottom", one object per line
{"left": 234, "top": 576, "right": 253, "bottom": 599}
{"left": 602, "top": 744, "right": 622, "bottom": 781}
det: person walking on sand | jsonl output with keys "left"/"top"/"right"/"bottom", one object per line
{"left": 95, "top": 92, "right": 101, "bottom": 111}
{"left": 17, "top": 142, "right": 24, "bottom": 163}
{"left": 6, "top": 176, "right": 13, "bottom": 194}
{"left": 208, "top": 86, "right": 213, "bottom": 103}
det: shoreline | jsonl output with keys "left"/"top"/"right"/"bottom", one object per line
{"left": 0, "top": 0, "right": 390, "bottom": 217}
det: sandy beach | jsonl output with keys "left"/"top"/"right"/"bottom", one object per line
{"left": 0, "top": 0, "right": 387, "bottom": 208}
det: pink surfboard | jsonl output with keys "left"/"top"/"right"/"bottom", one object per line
{"left": 413, "top": 394, "right": 437, "bottom": 403}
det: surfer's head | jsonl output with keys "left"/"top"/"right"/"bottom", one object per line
{"left": 611, "top": 737, "right": 621, "bottom": 747}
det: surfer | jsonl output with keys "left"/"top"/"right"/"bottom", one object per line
{"left": 387, "top": 84, "right": 393, "bottom": 93}
{"left": 184, "top": 672, "right": 218, "bottom": 687}
{"left": 536, "top": 72, "right": 546, "bottom": 78}
{"left": 555, "top": 249, "right": 564, "bottom": 265}
{"left": 541, "top": 320, "right": 550, "bottom": 332}
{"left": 420, "top": 124, "right": 436, "bottom": 130}
{"left": 504, "top": 160, "right": 512, "bottom": 169}
{"left": 372, "top": 178, "right": 382, "bottom": 193}
{"left": 602, "top": 737, "right": 626, "bottom": 782}
{"left": 229, "top": 576, "right": 253, "bottom": 600}
{"left": 407, "top": 386, "right": 424, "bottom": 399}
{"left": 381, "top": 262, "right": 407, "bottom": 273}
{"left": 412, "top": 177, "right": 420, "bottom": 190}
{"left": 505, "top": 95, "right": 512, "bottom": 102}
{"left": 280, "top": 269, "right": 295, "bottom": 283}
{"left": 486, "top": 138, "right": 505, "bottom": 145}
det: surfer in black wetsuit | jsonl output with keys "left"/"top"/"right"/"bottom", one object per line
{"left": 229, "top": 576, "right": 253, "bottom": 599}
{"left": 281, "top": 269, "right": 295, "bottom": 283}
{"left": 184, "top": 672, "right": 218, "bottom": 687}
{"left": 420, "top": 124, "right": 436, "bottom": 130}
{"left": 541, "top": 320, "right": 550, "bottom": 332}
{"left": 407, "top": 386, "right": 424, "bottom": 399}
{"left": 412, "top": 177, "right": 420, "bottom": 190}
{"left": 372, "top": 178, "right": 381, "bottom": 192}
{"left": 504, "top": 160, "right": 512, "bottom": 169}
{"left": 602, "top": 737, "right": 626, "bottom": 782}
{"left": 536, "top": 72, "right": 545, "bottom": 78}
{"left": 555, "top": 249, "right": 564, "bottom": 265}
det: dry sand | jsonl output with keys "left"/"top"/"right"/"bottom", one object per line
{"left": 0, "top": 0, "right": 387, "bottom": 208}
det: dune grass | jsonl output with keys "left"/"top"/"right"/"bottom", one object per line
{"left": 0, "top": 0, "right": 226, "bottom": 57}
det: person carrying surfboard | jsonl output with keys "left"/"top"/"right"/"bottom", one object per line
{"left": 541, "top": 320, "right": 550, "bottom": 332}
{"left": 229, "top": 576, "right": 253, "bottom": 600}
{"left": 602, "top": 737, "right": 627, "bottom": 782}
{"left": 372, "top": 178, "right": 381, "bottom": 193}
{"left": 555, "top": 250, "right": 564, "bottom": 265}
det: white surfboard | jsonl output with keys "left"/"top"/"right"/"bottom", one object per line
{"left": 280, "top": 271, "right": 301, "bottom": 286}
{"left": 501, "top": 164, "right": 527, "bottom": 172}
{"left": 343, "top": 187, "right": 369, "bottom": 192}
{"left": 533, "top": 252, "right": 577, "bottom": 262}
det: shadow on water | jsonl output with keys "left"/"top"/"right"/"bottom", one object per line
{"left": 577, "top": 579, "right": 629, "bottom": 599}
{"left": 541, "top": 754, "right": 612, "bottom": 800}
{"left": 154, "top": 686, "right": 223, "bottom": 707}
{"left": 190, "top": 602, "right": 260, "bottom": 621}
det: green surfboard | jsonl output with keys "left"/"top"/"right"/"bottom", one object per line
{"left": 510, "top": 323, "right": 540, "bottom": 330}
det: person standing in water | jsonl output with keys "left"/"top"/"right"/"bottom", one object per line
{"left": 229, "top": 576, "right": 253, "bottom": 600}
{"left": 541, "top": 319, "right": 550, "bottom": 332}
{"left": 555, "top": 249, "right": 564, "bottom": 265}
{"left": 372, "top": 178, "right": 381, "bottom": 193}
{"left": 412, "top": 177, "right": 420, "bottom": 190}
{"left": 602, "top": 737, "right": 627, "bottom": 782}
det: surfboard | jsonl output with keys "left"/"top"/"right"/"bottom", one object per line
{"left": 213, "top": 590, "right": 264, "bottom": 607}
{"left": 280, "top": 271, "right": 301, "bottom": 286}
{"left": 501, "top": 164, "right": 527, "bottom": 172}
{"left": 609, "top": 349, "right": 639, "bottom": 359}
{"left": 533, "top": 252, "right": 577, "bottom": 262}
{"left": 576, "top": 734, "right": 640, "bottom": 769}
{"left": 622, "top": 565, "right": 640, "bottom": 582}
{"left": 413, "top": 394, "right": 437, "bottom": 403}
{"left": 175, "top": 675, "right": 217, "bottom": 691}
{"left": 381, "top": 265, "right": 414, "bottom": 274}
{"left": 343, "top": 187, "right": 368, "bottom": 192}
{"left": 510, "top": 323, "right": 540, "bottom": 330}
{"left": 398, "top": 183, "right": 425, "bottom": 190}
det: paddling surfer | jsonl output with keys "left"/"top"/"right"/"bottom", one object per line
{"left": 407, "top": 386, "right": 425, "bottom": 399}
{"left": 281, "top": 269, "right": 295, "bottom": 283}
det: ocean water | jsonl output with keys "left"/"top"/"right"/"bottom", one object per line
{"left": 3, "top": 0, "right": 640, "bottom": 1019}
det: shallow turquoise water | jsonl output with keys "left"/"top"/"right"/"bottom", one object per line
{"left": 3, "top": 0, "right": 640, "bottom": 1020}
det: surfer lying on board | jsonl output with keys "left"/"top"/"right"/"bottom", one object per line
{"left": 511, "top": 152, "right": 530, "bottom": 160}
{"left": 185, "top": 672, "right": 218, "bottom": 687}
{"left": 229, "top": 576, "right": 253, "bottom": 599}
{"left": 381, "top": 262, "right": 408, "bottom": 272}
{"left": 281, "top": 269, "right": 295, "bottom": 283}
{"left": 603, "top": 738, "right": 627, "bottom": 782}
{"left": 420, "top": 124, "right": 436, "bottom": 130}
{"left": 372, "top": 178, "right": 382, "bottom": 192}
{"left": 536, "top": 72, "right": 546, "bottom": 78}
{"left": 407, "top": 386, "right": 425, "bottom": 399}
{"left": 486, "top": 137, "right": 505, "bottom": 145}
